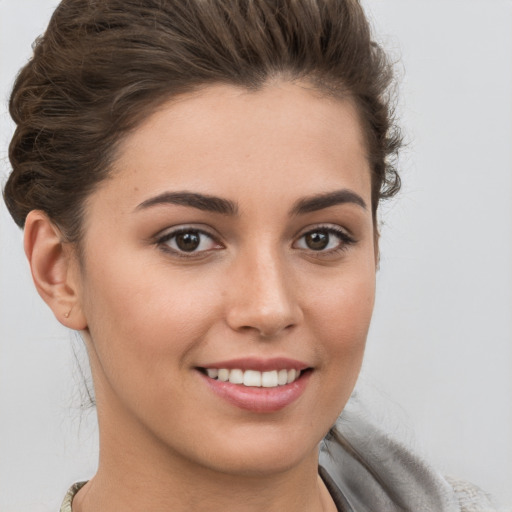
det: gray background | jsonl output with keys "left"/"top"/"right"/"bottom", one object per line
{"left": 1, "top": 0, "right": 511, "bottom": 510}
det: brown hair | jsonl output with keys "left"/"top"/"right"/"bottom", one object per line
{"left": 3, "top": 0, "right": 401, "bottom": 242}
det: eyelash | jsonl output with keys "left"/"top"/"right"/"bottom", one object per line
{"left": 156, "top": 227, "right": 222, "bottom": 258}
{"left": 294, "top": 225, "right": 356, "bottom": 257}
{"left": 155, "top": 225, "right": 356, "bottom": 258}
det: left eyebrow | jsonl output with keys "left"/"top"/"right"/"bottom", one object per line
{"left": 290, "top": 189, "right": 367, "bottom": 215}
{"left": 135, "top": 191, "right": 238, "bottom": 215}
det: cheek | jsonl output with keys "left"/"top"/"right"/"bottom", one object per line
{"left": 79, "top": 252, "right": 222, "bottom": 374}
{"left": 309, "top": 264, "right": 375, "bottom": 339}
{"left": 306, "top": 265, "right": 375, "bottom": 386}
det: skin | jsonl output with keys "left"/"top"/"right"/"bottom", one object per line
{"left": 25, "top": 82, "right": 377, "bottom": 512}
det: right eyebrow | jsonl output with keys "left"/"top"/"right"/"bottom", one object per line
{"left": 290, "top": 189, "right": 367, "bottom": 215}
{"left": 134, "top": 191, "right": 239, "bottom": 216}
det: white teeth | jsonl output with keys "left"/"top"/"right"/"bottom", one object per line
{"left": 261, "top": 370, "right": 278, "bottom": 388}
{"left": 205, "top": 367, "right": 303, "bottom": 387}
{"left": 243, "top": 370, "right": 262, "bottom": 387}
{"left": 287, "top": 369, "right": 297, "bottom": 384}
{"left": 218, "top": 368, "right": 230, "bottom": 382}
{"left": 206, "top": 368, "right": 219, "bottom": 379}
{"left": 229, "top": 369, "right": 244, "bottom": 384}
{"left": 278, "top": 369, "right": 288, "bottom": 386}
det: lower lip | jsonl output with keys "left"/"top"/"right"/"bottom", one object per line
{"left": 199, "top": 370, "right": 311, "bottom": 413}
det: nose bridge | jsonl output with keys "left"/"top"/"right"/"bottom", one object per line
{"left": 226, "top": 242, "right": 301, "bottom": 337}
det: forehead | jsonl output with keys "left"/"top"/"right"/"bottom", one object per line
{"left": 91, "top": 82, "right": 371, "bottom": 216}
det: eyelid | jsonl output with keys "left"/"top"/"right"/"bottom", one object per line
{"left": 154, "top": 222, "right": 220, "bottom": 240}
{"left": 292, "top": 224, "right": 356, "bottom": 253}
{"left": 155, "top": 225, "right": 223, "bottom": 257}
{"left": 294, "top": 223, "right": 354, "bottom": 241}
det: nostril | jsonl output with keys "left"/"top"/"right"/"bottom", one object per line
{"left": 225, "top": 281, "right": 303, "bottom": 337}
{"left": 261, "top": 322, "right": 296, "bottom": 337}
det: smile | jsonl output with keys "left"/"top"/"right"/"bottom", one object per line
{"left": 204, "top": 368, "right": 302, "bottom": 388}
{"left": 198, "top": 361, "right": 312, "bottom": 412}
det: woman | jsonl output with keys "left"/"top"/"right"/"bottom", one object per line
{"left": 1, "top": 0, "right": 501, "bottom": 510}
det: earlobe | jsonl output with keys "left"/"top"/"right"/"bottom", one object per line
{"left": 24, "top": 210, "right": 87, "bottom": 330}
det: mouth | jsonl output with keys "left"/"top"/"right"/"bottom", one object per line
{"left": 196, "top": 359, "right": 313, "bottom": 413}
{"left": 198, "top": 367, "right": 307, "bottom": 388}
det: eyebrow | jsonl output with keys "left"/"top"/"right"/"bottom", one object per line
{"left": 135, "top": 191, "right": 238, "bottom": 215}
{"left": 135, "top": 188, "right": 366, "bottom": 216}
{"left": 290, "top": 189, "right": 367, "bottom": 215}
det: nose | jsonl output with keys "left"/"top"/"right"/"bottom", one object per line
{"left": 225, "top": 249, "right": 303, "bottom": 338}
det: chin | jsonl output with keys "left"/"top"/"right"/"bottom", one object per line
{"left": 205, "top": 444, "right": 317, "bottom": 477}
{"left": 184, "top": 421, "right": 330, "bottom": 477}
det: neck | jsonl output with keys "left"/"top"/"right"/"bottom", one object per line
{"left": 74, "top": 444, "right": 334, "bottom": 512}
{"left": 73, "top": 386, "right": 336, "bottom": 512}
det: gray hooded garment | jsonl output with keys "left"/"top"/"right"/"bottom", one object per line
{"left": 319, "top": 400, "right": 499, "bottom": 512}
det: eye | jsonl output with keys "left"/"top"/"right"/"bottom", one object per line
{"left": 157, "top": 228, "right": 221, "bottom": 256}
{"left": 294, "top": 226, "right": 355, "bottom": 253}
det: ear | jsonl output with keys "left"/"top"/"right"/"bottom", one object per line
{"left": 24, "top": 210, "right": 88, "bottom": 330}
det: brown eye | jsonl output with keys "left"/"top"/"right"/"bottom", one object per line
{"left": 158, "top": 228, "right": 220, "bottom": 256}
{"left": 294, "top": 226, "right": 356, "bottom": 254}
{"left": 175, "top": 232, "right": 201, "bottom": 252}
{"left": 304, "top": 231, "right": 329, "bottom": 250}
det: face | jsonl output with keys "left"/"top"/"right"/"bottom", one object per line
{"left": 75, "top": 82, "right": 376, "bottom": 477}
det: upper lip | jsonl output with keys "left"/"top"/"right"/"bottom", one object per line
{"left": 199, "top": 357, "right": 310, "bottom": 372}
